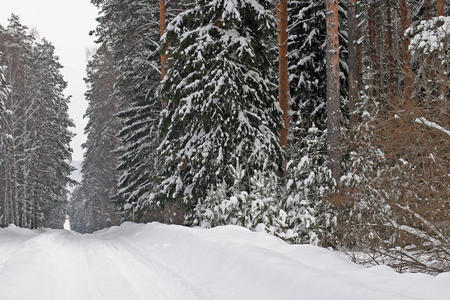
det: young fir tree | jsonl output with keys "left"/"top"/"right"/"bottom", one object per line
{"left": 193, "top": 160, "right": 283, "bottom": 233}
{"left": 159, "top": 0, "right": 283, "bottom": 220}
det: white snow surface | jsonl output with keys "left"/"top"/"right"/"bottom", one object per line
{"left": 0, "top": 222, "right": 448, "bottom": 300}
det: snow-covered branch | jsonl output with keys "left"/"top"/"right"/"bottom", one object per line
{"left": 415, "top": 117, "right": 450, "bottom": 137}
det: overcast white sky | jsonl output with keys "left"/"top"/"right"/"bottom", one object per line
{"left": 0, "top": 0, "right": 99, "bottom": 161}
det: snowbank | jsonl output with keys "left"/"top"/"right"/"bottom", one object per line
{"left": 0, "top": 222, "right": 448, "bottom": 300}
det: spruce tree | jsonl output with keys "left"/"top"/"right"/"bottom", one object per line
{"left": 91, "top": 0, "right": 188, "bottom": 222}
{"left": 80, "top": 46, "right": 121, "bottom": 232}
{"left": 159, "top": 0, "right": 283, "bottom": 215}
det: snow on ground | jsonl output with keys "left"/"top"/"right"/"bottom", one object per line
{"left": 0, "top": 223, "right": 448, "bottom": 300}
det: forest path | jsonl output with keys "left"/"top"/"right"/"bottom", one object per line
{"left": 0, "top": 227, "right": 208, "bottom": 300}
{"left": 0, "top": 223, "right": 448, "bottom": 300}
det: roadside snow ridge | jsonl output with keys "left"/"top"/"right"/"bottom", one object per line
{"left": 0, "top": 222, "right": 448, "bottom": 300}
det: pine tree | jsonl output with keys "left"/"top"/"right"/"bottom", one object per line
{"left": 159, "top": 0, "right": 283, "bottom": 216}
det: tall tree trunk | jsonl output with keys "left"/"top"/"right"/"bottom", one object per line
{"left": 385, "top": 3, "right": 395, "bottom": 104}
{"left": 400, "top": 0, "right": 413, "bottom": 103}
{"left": 357, "top": 17, "right": 363, "bottom": 91}
{"left": 160, "top": 0, "right": 168, "bottom": 109}
{"left": 368, "top": 3, "right": 382, "bottom": 103}
{"left": 436, "top": 0, "right": 446, "bottom": 98}
{"left": 347, "top": 0, "right": 359, "bottom": 128}
{"left": 277, "top": 0, "right": 289, "bottom": 147}
{"left": 424, "top": 0, "right": 433, "bottom": 19}
{"left": 326, "top": 0, "right": 341, "bottom": 181}
{"left": 436, "top": 0, "right": 444, "bottom": 16}
{"left": 3, "top": 166, "right": 9, "bottom": 226}
{"left": 11, "top": 143, "right": 18, "bottom": 224}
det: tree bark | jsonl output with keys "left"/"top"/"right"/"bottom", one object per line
{"left": 436, "top": 0, "right": 444, "bottom": 16}
{"left": 424, "top": 0, "right": 433, "bottom": 19}
{"left": 347, "top": 0, "right": 359, "bottom": 128}
{"left": 436, "top": 0, "right": 446, "bottom": 98}
{"left": 326, "top": 0, "right": 342, "bottom": 181}
{"left": 278, "top": 0, "right": 290, "bottom": 148}
{"left": 385, "top": 3, "right": 395, "bottom": 104}
{"left": 357, "top": 17, "right": 363, "bottom": 91}
{"left": 368, "top": 3, "right": 382, "bottom": 103}
{"left": 160, "top": 0, "right": 168, "bottom": 109}
{"left": 400, "top": 0, "right": 413, "bottom": 103}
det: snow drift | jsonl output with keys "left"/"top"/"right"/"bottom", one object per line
{"left": 0, "top": 222, "right": 448, "bottom": 300}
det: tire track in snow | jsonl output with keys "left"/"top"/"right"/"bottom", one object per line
{"left": 0, "top": 229, "right": 208, "bottom": 300}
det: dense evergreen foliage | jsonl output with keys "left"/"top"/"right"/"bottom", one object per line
{"left": 1, "top": 0, "right": 447, "bottom": 274}
{"left": 158, "top": 0, "right": 283, "bottom": 210}
{"left": 69, "top": 46, "right": 122, "bottom": 232}
{"left": 0, "top": 16, "right": 74, "bottom": 228}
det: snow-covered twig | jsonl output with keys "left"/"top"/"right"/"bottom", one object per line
{"left": 415, "top": 117, "right": 450, "bottom": 137}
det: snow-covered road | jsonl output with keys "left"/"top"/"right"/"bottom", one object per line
{"left": 0, "top": 223, "right": 448, "bottom": 300}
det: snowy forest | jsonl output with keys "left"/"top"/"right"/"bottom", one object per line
{"left": 0, "top": 15, "right": 74, "bottom": 229}
{"left": 1, "top": 0, "right": 449, "bottom": 276}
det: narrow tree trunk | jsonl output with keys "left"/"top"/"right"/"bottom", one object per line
{"left": 278, "top": 0, "right": 290, "bottom": 147}
{"left": 326, "top": 0, "right": 341, "bottom": 181}
{"left": 33, "top": 195, "right": 38, "bottom": 229}
{"left": 436, "top": 0, "right": 444, "bottom": 16}
{"left": 11, "top": 143, "right": 18, "bottom": 225}
{"left": 3, "top": 166, "right": 9, "bottom": 226}
{"left": 347, "top": 0, "right": 359, "bottom": 128}
{"left": 368, "top": 3, "right": 382, "bottom": 103}
{"left": 436, "top": 0, "right": 446, "bottom": 98}
{"left": 160, "top": 0, "right": 168, "bottom": 109}
{"left": 385, "top": 4, "right": 395, "bottom": 104}
{"left": 399, "top": 0, "right": 413, "bottom": 103}
{"left": 357, "top": 18, "right": 363, "bottom": 91}
{"left": 424, "top": 0, "right": 433, "bottom": 19}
